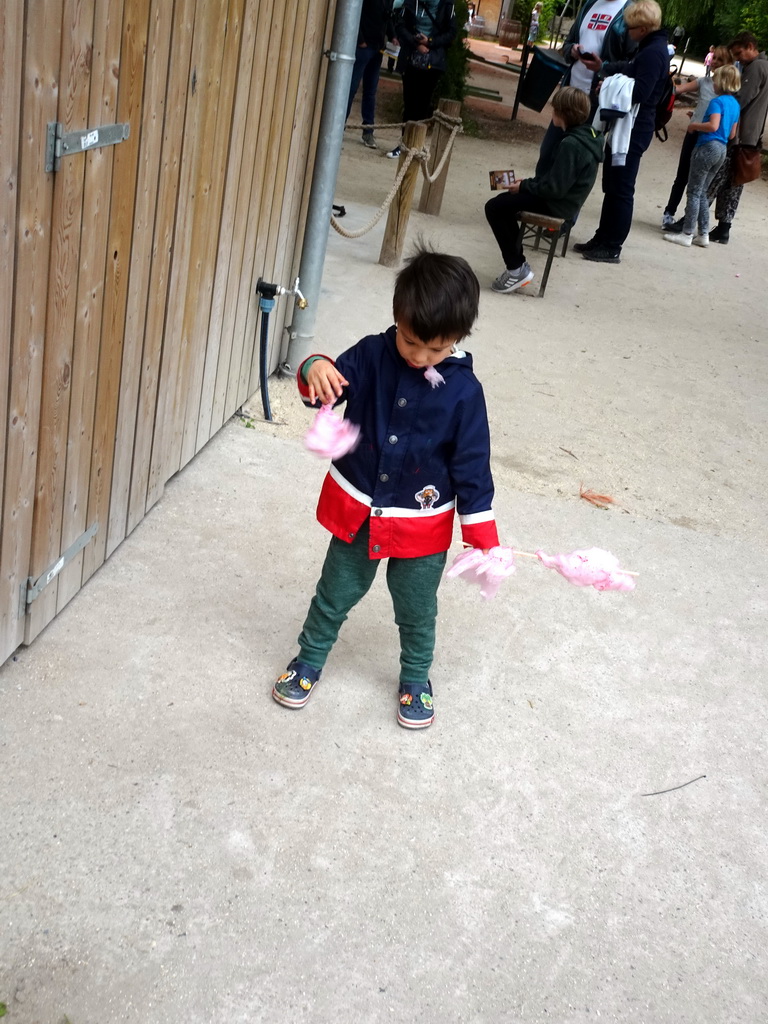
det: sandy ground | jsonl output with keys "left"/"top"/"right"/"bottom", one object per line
{"left": 1, "top": 63, "right": 767, "bottom": 1024}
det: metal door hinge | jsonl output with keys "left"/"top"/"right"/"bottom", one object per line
{"left": 45, "top": 122, "right": 130, "bottom": 173}
{"left": 22, "top": 522, "right": 99, "bottom": 609}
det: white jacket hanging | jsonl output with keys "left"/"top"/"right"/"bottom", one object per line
{"left": 593, "top": 74, "right": 638, "bottom": 166}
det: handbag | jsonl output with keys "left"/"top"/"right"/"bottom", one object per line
{"left": 731, "top": 144, "right": 762, "bottom": 186}
{"left": 409, "top": 49, "right": 431, "bottom": 70}
{"left": 408, "top": 5, "right": 436, "bottom": 71}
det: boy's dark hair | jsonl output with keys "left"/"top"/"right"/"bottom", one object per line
{"left": 729, "top": 31, "right": 759, "bottom": 50}
{"left": 551, "top": 86, "right": 591, "bottom": 128}
{"left": 393, "top": 245, "right": 480, "bottom": 341}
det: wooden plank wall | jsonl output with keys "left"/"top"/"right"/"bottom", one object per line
{"left": 0, "top": 0, "right": 337, "bottom": 661}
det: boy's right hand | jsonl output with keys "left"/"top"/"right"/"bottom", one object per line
{"left": 307, "top": 359, "right": 349, "bottom": 405}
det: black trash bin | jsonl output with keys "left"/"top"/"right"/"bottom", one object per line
{"left": 517, "top": 46, "right": 568, "bottom": 112}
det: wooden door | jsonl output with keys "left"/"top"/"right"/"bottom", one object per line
{"left": 0, "top": 0, "right": 334, "bottom": 664}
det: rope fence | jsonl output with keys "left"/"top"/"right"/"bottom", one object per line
{"left": 330, "top": 107, "right": 464, "bottom": 239}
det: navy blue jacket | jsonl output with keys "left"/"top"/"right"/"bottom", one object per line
{"left": 298, "top": 327, "right": 499, "bottom": 559}
{"left": 602, "top": 28, "right": 670, "bottom": 140}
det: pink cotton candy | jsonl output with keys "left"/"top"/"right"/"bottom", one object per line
{"left": 535, "top": 547, "right": 635, "bottom": 591}
{"left": 447, "top": 546, "right": 517, "bottom": 600}
{"left": 424, "top": 366, "right": 445, "bottom": 388}
{"left": 304, "top": 403, "right": 361, "bottom": 460}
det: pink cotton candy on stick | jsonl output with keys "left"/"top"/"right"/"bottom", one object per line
{"left": 304, "top": 403, "right": 361, "bottom": 460}
{"left": 447, "top": 546, "right": 517, "bottom": 600}
{"left": 535, "top": 547, "right": 635, "bottom": 591}
{"left": 424, "top": 366, "right": 445, "bottom": 388}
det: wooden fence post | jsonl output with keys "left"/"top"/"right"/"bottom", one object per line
{"left": 418, "top": 98, "right": 461, "bottom": 216}
{"left": 379, "top": 120, "right": 428, "bottom": 268}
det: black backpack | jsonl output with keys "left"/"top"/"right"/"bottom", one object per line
{"left": 655, "top": 67, "right": 677, "bottom": 142}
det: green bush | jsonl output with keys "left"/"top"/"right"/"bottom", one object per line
{"left": 439, "top": 0, "right": 471, "bottom": 102}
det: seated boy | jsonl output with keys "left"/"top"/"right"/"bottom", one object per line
{"left": 484, "top": 87, "right": 603, "bottom": 293}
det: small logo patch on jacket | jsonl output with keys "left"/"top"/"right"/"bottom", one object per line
{"left": 415, "top": 485, "right": 439, "bottom": 510}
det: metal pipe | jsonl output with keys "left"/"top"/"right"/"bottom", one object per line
{"left": 281, "top": 0, "right": 364, "bottom": 373}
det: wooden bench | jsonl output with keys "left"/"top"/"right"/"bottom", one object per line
{"left": 519, "top": 212, "right": 572, "bottom": 297}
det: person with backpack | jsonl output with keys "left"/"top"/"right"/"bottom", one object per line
{"left": 386, "top": 0, "right": 457, "bottom": 159}
{"left": 573, "top": 0, "right": 670, "bottom": 264}
{"left": 537, "top": 1, "right": 637, "bottom": 172}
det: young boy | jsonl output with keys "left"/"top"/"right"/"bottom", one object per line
{"left": 272, "top": 248, "right": 499, "bottom": 729}
{"left": 484, "top": 86, "right": 603, "bottom": 292}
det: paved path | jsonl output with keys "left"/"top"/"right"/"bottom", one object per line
{"left": 1, "top": 77, "right": 766, "bottom": 1024}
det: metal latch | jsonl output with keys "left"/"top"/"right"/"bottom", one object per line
{"left": 22, "top": 522, "right": 99, "bottom": 608}
{"left": 45, "top": 122, "right": 130, "bottom": 173}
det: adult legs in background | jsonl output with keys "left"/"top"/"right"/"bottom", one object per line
{"left": 386, "top": 550, "right": 446, "bottom": 685}
{"left": 712, "top": 154, "right": 744, "bottom": 228}
{"left": 347, "top": 46, "right": 384, "bottom": 133}
{"left": 665, "top": 130, "right": 698, "bottom": 219}
{"left": 401, "top": 65, "right": 443, "bottom": 123}
{"left": 359, "top": 49, "right": 383, "bottom": 132}
{"left": 592, "top": 132, "right": 652, "bottom": 253}
{"left": 535, "top": 121, "right": 565, "bottom": 176}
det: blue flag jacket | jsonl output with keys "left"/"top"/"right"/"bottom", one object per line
{"left": 298, "top": 326, "right": 499, "bottom": 559}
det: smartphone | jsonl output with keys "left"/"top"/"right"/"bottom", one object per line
{"left": 489, "top": 169, "right": 516, "bottom": 190}
{"left": 580, "top": 51, "right": 596, "bottom": 61}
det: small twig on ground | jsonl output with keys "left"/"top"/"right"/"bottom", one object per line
{"left": 559, "top": 447, "right": 578, "bottom": 459}
{"left": 641, "top": 775, "right": 706, "bottom": 797}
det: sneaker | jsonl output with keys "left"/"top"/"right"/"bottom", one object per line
{"left": 663, "top": 231, "right": 692, "bottom": 246}
{"left": 581, "top": 246, "right": 621, "bottom": 264}
{"left": 572, "top": 236, "right": 600, "bottom": 253}
{"left": 710, "top": 223, "right": 730, "bottom": 244}
{"left": 693, "top": 233, "right": 709, "bottom": 247}
{"left": 362, "top": 132, "right": 377, "bottom": 149}
{"left": 272, "top": 659, "right": 321, "bottom": 709}
{"left": 386, "top": 145, "right": 401, "bottom": 159}
{"left": 664, "top": 217, "right": 685, "bottom": 234}
{"left": 397, "top": 681, "right": 435, "bottom": 729}
{"left": 661, "top": 212, "right": 676, "bottom": 230}
{"left": 491, "top": 262, "right": 534, "bottom": 293}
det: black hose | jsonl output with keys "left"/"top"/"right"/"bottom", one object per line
{"left": 259, "top": 305, "right": 273, "bottom": 422}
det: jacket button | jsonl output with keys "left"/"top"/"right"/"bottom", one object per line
{"left": 379, "top": 473, "right": 389, "bottom": 482}
{"left": 372, "top": 544, "right": 380, "bottom": 553}
{"left": 398, "top": 397, "right": 407, "bottom": 407}
{"left": 388, "top": 434, "right": 398, "bottom": 444}
{"left": 374, "top": 508, "right": 383, "bottom": 516}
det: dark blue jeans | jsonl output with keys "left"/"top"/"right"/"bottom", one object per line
{"left": 594, "top": 130, "right": 653, "bottom": 252}
{"left": 665, "top": 129, "right": 698, "bottom": 217}
{"left": 346, "top": 45, "right": 383, "bottom": 130}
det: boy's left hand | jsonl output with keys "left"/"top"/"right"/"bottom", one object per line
{"left": 506, "top": 179, "right": 521, "bottom": 193}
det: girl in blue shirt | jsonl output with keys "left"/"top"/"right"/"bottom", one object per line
{"left": 663, "top": 64, "right": 741, "bottom": 248}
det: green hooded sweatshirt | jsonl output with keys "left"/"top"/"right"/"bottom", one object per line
{"left": 520, "top": 124, "right": 604, "bottom": 221}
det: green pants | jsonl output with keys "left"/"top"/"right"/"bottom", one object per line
{"left": 297, "top": 521, "right": 447, "bottom": 684}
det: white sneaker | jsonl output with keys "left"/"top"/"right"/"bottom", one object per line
{"left": 386, "top": 145, "right": 401, "bottom": 159}
{"left": 663, "top": 232, "right": 692, "bottom": 247}
{"left": 693, "top": 233, "right": 709, "bottom": 247}
{"left": 661, "top": 212, "right": 676, "bottom": 230}
{"left": 491, "top": 262, "right": 535, "bottom": 293}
